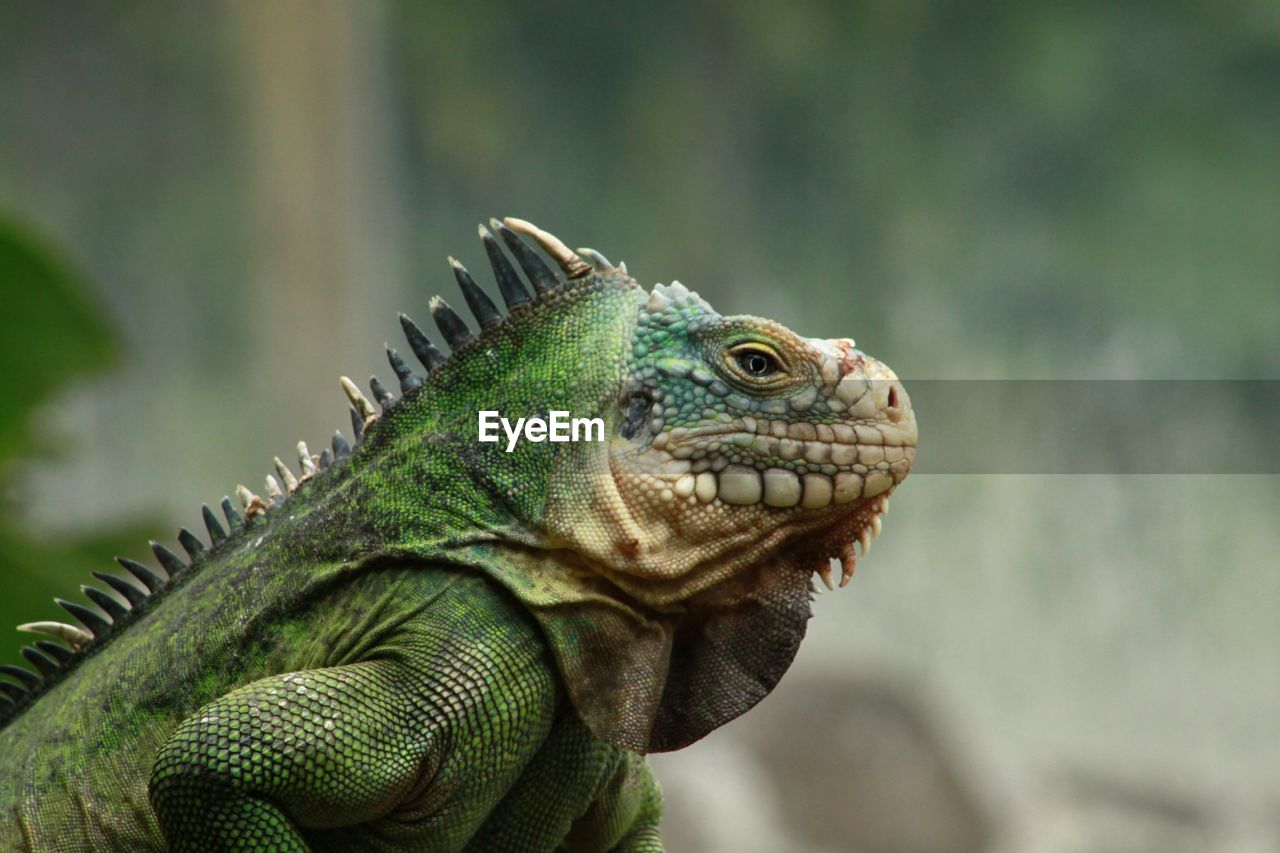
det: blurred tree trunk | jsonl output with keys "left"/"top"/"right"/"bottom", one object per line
{"left": 227, "top": 0, "right": 405, "bottom": 448}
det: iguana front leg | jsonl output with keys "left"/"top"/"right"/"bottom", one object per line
{"left": 465, "top": 710, "right": 663, "bottom": 852}
{"left": 149, "top": 610, "right": 560, "bottom": 849}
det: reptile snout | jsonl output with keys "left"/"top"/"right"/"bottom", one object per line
{"left": 813, "top": 338, "right": 918, "bottom": 456}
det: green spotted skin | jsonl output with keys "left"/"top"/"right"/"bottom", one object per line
{"left": 2, "top": 563, "right": 661, "bottom": 851}
{"left": 0, "top": 257, "right": 664, "bottom": 849}
{"left": 145, "top": 570, "right": 659, "bottom": 851}
{"left": 0, "top": 221, "right": 915, "bottom": 850}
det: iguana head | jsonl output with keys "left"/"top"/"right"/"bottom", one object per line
{"left": 342, "top": 218, "right": 916, "bottom": 751}
{"left": 543, "top": 280, "right": 916, "bottom": 604}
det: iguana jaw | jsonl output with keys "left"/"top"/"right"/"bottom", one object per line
{"left": 591, "top": 445, "right": 910, "bottom": 606}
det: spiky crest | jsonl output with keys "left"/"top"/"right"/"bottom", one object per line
{"left": 0, "top": 218, "right": 625, "bottom": 727}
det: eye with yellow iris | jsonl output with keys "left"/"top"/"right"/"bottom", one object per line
{"left": 725, "top": 342, "right": 786, "bottom": 382}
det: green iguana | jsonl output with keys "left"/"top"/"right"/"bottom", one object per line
{"left": 0, "top": 218, "right": 917, "bottom": 851}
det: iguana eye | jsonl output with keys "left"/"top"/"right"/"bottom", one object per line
{"left": 737, "top": 351, "right": 776, "bottom": 376}
{"left": 727, "top": 343, "right": 784, "bottom": 380}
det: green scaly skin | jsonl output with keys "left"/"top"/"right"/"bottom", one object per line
{"left": 0, "top": 218, "right": 916, "bottom": 850}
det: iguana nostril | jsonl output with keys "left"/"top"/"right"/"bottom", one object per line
{"left": 883, "top": 381, "right": 912, "bottom": 424}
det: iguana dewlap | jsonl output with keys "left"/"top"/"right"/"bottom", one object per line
{"left": 0, "top": 218, "right": 916, "bottom": 851}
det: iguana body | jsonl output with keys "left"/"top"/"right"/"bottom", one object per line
{"left": 0, "top": 219, "right": 916, "bottom": 850}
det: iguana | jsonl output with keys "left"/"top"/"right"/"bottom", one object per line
{"left": 0, "top": 218, "right": 917, "bottom": 851}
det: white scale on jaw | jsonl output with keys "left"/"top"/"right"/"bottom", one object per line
{"left": 632, "top": 413, "right": 912, "bottom": 590}
{"left": 640, "top": 418, "right": 913, "bottom": 503}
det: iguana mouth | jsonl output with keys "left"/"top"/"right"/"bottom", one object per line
{"left": 651, "top": 424, "right": 914, "bottom": 506}
{"left": 616, "top": 413, "right": 914, "bottom": 591}
{"left": 652, "top": 435, "right": 910, "bottom": 590}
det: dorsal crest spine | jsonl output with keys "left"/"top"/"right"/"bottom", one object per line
{"left": 0, "top": 218, "right": 626, "bottom": 728}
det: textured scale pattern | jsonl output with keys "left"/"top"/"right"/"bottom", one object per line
{"left": 0, "top": 218, "right": 914, "bottom": 850}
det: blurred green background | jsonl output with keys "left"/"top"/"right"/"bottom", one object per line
{"left": 1, "top": 2, "right": 1277, "bottom": 851}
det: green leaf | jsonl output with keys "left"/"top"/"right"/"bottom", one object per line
{"left": 0, "top": 215, "right": 116, "bottom": 467}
